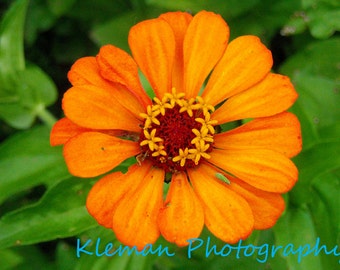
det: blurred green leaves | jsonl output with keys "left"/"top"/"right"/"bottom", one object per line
{"left": 0, "top": 177, "right": 96, "bottom": 249}
{"left": 146, "top": 0, "right": 260, "bottom": 18}
{"left": 282, "top": 0, "right": 340, "bottom": 38}
{"left": 0, "top": 0, "right": 57, "bottom": 129}
{"left": 0, "top": 126, "right": 68, "bottom": 204}
{"left": 275, "top": 27, "right": 340, "bottom": 270}
{"left": 281, "top": 38, "right": 340, "bottom": 147}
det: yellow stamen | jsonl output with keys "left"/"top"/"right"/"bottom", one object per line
{"left": 195, "top": 113, "right": 218, "bottom": 134}
{"left": 140, "top": 105, "right": 160, "bottom": 128}
{"left": 139, "top": 90, "right": 217, "bottom": 171}
{"left": 153, "top": 96, "right": 172, "bottom": 115}
{"left": 172, "top": 148, "right": 190, "bottom": 167}
{"left": 152, "top": 144, "right": 167, "bottom": 157}
{"left": 191, "top": 127, "right": 214, "bottom": 147}
{"left": 188, "top": 143, "right": 211, "bottom": 165}
{"left": 140, "top": 129, "right": 163, "bottom": 151}
{"left": 179, "top": 97, "right": 196, "bottom": 117}
{"left": 195, "top": 96, "right": 215, "bottom": 116}
{"left": 165, "top": 87, "right": 185, "bottom": 107}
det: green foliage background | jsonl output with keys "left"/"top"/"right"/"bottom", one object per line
{"left": 0, "top": 0, "right": 339, "bottom": 269}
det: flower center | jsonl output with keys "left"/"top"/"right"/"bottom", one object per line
{"left": 138, "top": 88, "right": 217, "bottom": 174}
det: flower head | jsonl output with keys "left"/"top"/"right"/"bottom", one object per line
{"left": 50, "top": 11, "right": 302, "bottom": 249}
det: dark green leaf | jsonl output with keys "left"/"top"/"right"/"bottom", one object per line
{"left": 0, "top": 0, "right": 38, "bottom": 128}
{"left": 91, "top": 8, "right": 166, "bottom": 51}
{"left": 290, "top": 141, "right": 340, "bottom": 205}
{"left": 0, "top": 177, "right": 96, "bottom": 249}
{"left": 0, "top": 249, "right": 23, "bottom": 270}
{"left": 0, "top": 104, "right": 35, "bottom": 129}
{"left": 3, "top": 245, "right": 55, "bottom": 270}
{"left": 227, "top": 0, "right": 301, "bottom": 42}
{"left": 310, "top": 172, "right": 340, "bottom": 269}
{"left": 24, "top": 0, "right": 56, "bottom": 45}
{"left": 146, "top": 0, "right": 260, "bottom": 18}
{"left": 17, "top": 64, "right": 58, "bottom": 109}
{"left": 308, "top": 6, "right": 340, "bottom": 39}
{"left": 0, "top": 126, "right": 69, "bottom": 204}
{"left": 47, "top": 0, "right": 77, "bottom": 17}
{"left": 312, "top": 171, "right": 340, "bottom": 232}
{"left": 274, "top": 208, "right": 323, "bottom": 270}
{"left": 280, "top": 38, "right": 340, "bottom": 80}
{"left": 74, "top": 226, "right": 160, "bottom": 270}
{"left": 56, "top": 241, "right": 79, "bottom": 270}
{"left": 280, "top": 38, "right": 340, "bottom": 146}
{"left": 0, "top": 0, "right": 28, "bottom": 79}
{"left": 283, "top": 2, "right": 340, "bottom": 39}
{"left": 292, "top": 71, "right": 339, "bottom": 130}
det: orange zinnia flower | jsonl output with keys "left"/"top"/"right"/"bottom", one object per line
{"left": 50, "top": 11, "right": 302, "bottom": 249}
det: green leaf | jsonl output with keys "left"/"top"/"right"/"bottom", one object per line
{"left": 91, "top": 11, "right": 140, "bottom": 51}
{"left": 0, "top": 0, "right": 32, "bottom": 128}
{"left": 0, "top": 126, "right": 69, "bottom": 204}
{"left": 146, "top": 0, "right": 260, "bottom": 18}
{"left": 47, "top": 0, "right": 77, "bottom": 17}
{"left": 0, "top": 63, "right": 58, "bottom": 129}
{"left": 281, "top": 38, "right": 340, "bottom": 81}
{"left": 310, "top": 172, "right": 340, "bottom": 269}
{"left": 56, "top": 241, "right": 79, "bottom": 270}
{"left": 0, "top": 104, "right": 35, "bottom": 129}
{"left": 2, "top": 245, "right": 54, "bottom": 270}
{"left": 290, "top": 141, "right": 340, "bottom": 205}
{"left": 308, "top": 6, "right": 340, "bottom": 39}
{"left": 302, "top": 0, "right": 340, "bottom": 9}
{"left": 289, "top": 101, "right": 318, "bottom": 149}
{"left": 0, "top": 0, "right": 28, "bottom": 79}
{"left": 24, "top": 0, "right": 57, "bottom": 45}
{"left": 312, "top": 171, "right": 340, "bottom": 231}
{"left": 73, "top": 226, "right": 161, "bottom": 270}
{"left": 292, "top": 71, "right": 339, "bottom": 130}
{"left": 91, "top": 8, "right": 165, "bottom": 51}
{"left": 0, "top": 249, "right": 23, "bottom": 270}
{"left": 0, "top": 0, "right": 57, "bottom": 129}
{"left": 282, "top": 1, "right": 340, "bottom": 39}
{"left": 0, "top": 177, "right": 96, "bottom": 249}
{"left": 226, "top": 0, "right": 301, "bottom": 42}
{"left": 275, "top": 171, "right": 340, "bottom": 269}
{"left": 280, "top": 38, "right": 340, "bottom": 147}
{"left": 274, "top": 208, "right": 323, "bottom": 270}
{"left": 17, "top": 64, "right": 58, "bottom": 110}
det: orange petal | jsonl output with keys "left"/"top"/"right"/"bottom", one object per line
{"left": 203, "top": 35, "right": 273, "bottom": 105}
{"left": 68, "top": 55, "right": 148, "bottom": 118}
{"left": 158, "top": 172, "right": 204, "bottom": 246}
{"left": 50, "top": 117, "right": 134, "bottom": 146}
{"left": 129, "top": 18, "right": 175, "bottom": 98}
{"left": 209, "top": 148, "right": 298, "bottom": 193}
{"left": 183, "top": 11, "right": 229, "bottom": 98}
{"left": 86, "top": 162, "right": 152, "bottom": 228}
{"left": 214, "top": 112, "right": 302, "bottom": 158}
{"left": 50, "top": 117, "right": 90, "bottom": 146}
{"left": 112, "top": 167, "right": 164, "bottom": 250}
{"left": 159, "top": 12, "right": 192, "bottom": 91}
{"left": 229, "top": 177, "right": 285, "bottom": 230}
{"left": 212, "top": 73, "right": 298, "bottom": 122}
{"left": 96, "top": 45, "right": 151, "bottom": 108}
{"left": 188, "top": 163, "right": 254, "bottom": 243}
{"left": 68, "top": 56, "right": 108, "bottom": 87}
{"left": 62, "top": 84, "right": 141, "bottom": 132}
{"left": 63, "top": 131, "right": 140, "bottom": 177}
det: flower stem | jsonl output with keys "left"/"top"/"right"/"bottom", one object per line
{"left": 35, "top": 105, "right": 57, "bottom": 127}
